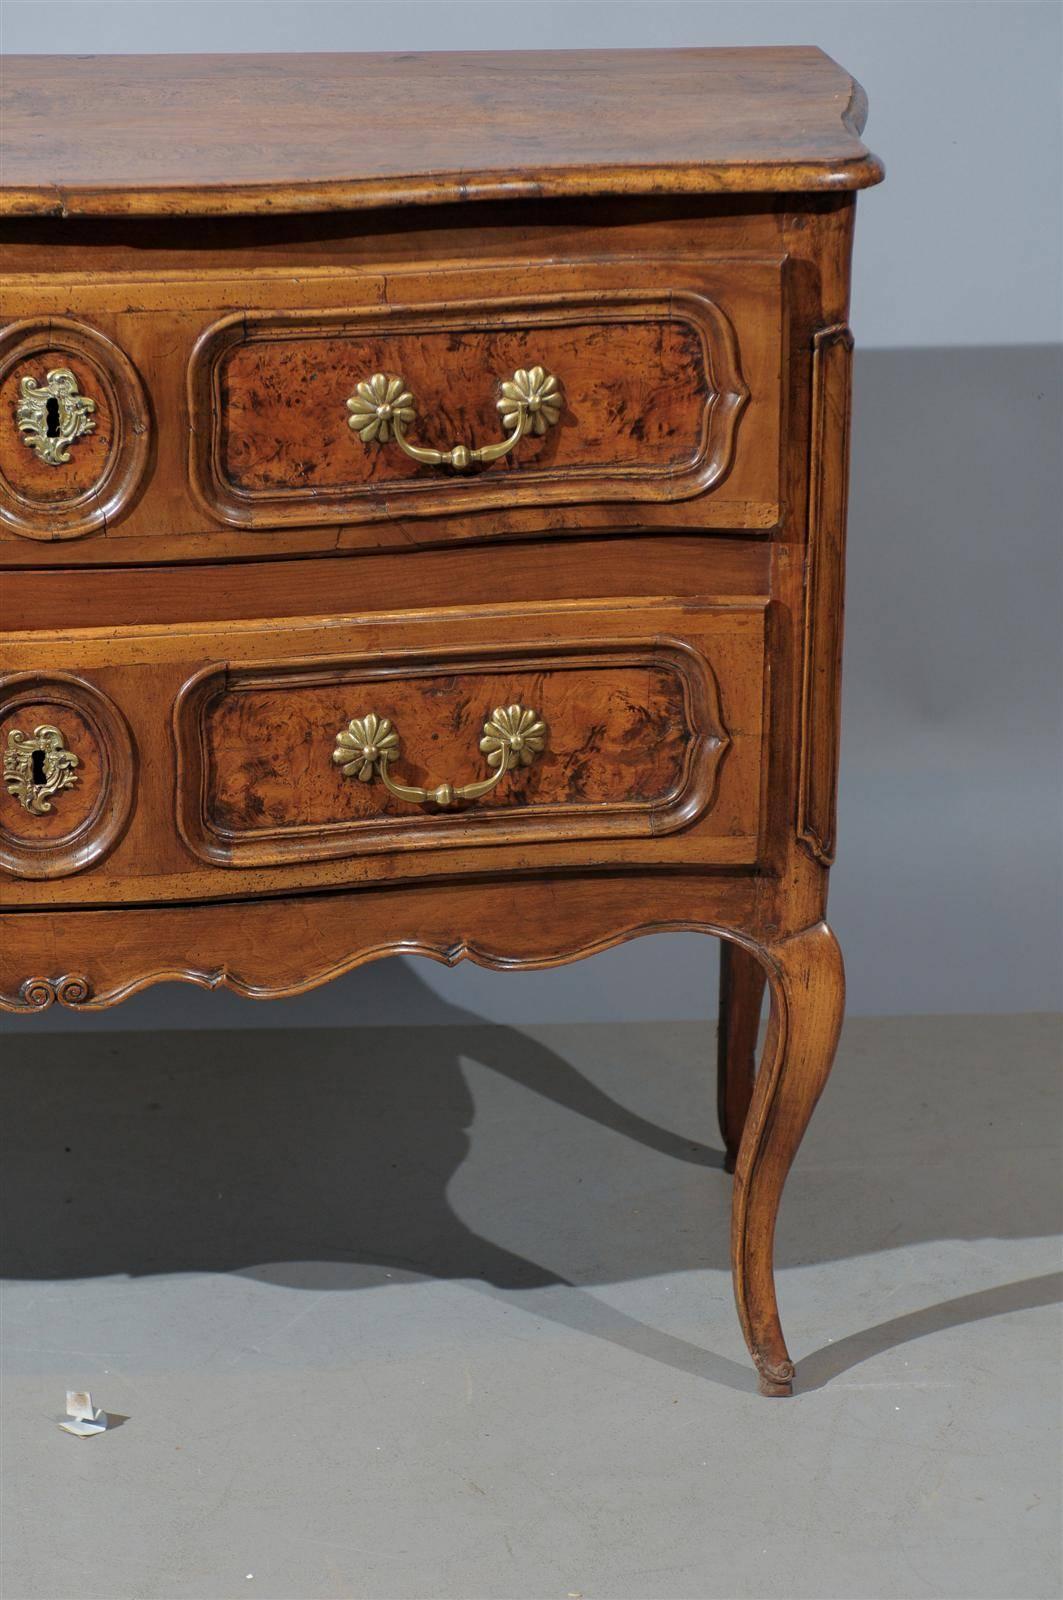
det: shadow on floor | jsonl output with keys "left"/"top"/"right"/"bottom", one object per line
{"left": 2, "top": 966, "right": 725, "bottom": 1287}
{"left": 2, "top": 967, "right": 1060, "bottom": 1389}
{"left": 799, "top": 1271, "right": 1063, "bottom": 1391}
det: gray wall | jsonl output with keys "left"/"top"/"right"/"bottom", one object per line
{"left": 3, "top": 1, "right": 1061, "bottom": 1028}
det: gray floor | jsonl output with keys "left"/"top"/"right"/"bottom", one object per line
{"left": 1, "top": 1012, "right": 1059, "bottom": 1600}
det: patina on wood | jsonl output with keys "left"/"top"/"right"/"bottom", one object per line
{"left": 0, "top": 47, "right": 883, "bottom": 1397}
{"left": 206, "top": 664, "right": 694, "bottom": 826}
{"left": 0, "top": 48, "right": 883, "bottom": 217}
{"left": 0, "top": 243, "right": 786, "bottom": 557}
{"left": 220, "top": 318, "right": 712, "bottom": 490}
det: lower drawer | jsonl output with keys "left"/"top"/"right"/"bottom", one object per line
{"left": 2, "top": 594, "right": 766, "bottom": 906}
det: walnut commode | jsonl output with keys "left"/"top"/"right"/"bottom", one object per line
{"left": 0, "top": 48, "right": 883, "bottom": 1395}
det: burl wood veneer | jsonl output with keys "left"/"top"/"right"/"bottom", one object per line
{"left": 0, "top": 48, "right": 883, "bottom": 1396}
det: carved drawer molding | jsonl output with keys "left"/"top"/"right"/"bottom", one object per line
{"left": 187, "top": 264, "right": 781, "bottom": 531}
{"left": 174, "top": 635, "right": 743, "bottom": 868}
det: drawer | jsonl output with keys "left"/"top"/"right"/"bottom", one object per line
{"left": 1, "top": 584, "right": 767, "bottom": 906}
{"left": 1, "top": 253, "right": 783, "bottom": 559}
{"left": 177, "top": 635, "right": 744, "bottom": 866}
{"left": 188, "top": 259, "right": 782, "bottom": 531}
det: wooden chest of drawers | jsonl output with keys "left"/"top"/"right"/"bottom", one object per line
{"left": 0, "top": 47, "right": 883, "bottom": 1395}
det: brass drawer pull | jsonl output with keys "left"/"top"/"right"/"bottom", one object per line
{"left": 333, "top": 705, "right": 546, "bottom": 808}
{"left": 346, "top": 366, "right": 562, "bottom": 472}
{"left": 17, "top": 368, "right": 96, "bottom": 466}
{"left": 4, "top": 724, "right": 80, "bottom": 814}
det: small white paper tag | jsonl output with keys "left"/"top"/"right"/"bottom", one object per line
{"left": 58, "top": 1390, "right": 108, "bottom": 1436}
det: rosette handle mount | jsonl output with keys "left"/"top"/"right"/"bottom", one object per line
{"left": 333, "top": 706, "right": 547, "bottom": 809}
{"left": 346, "top": 367, "right": 562, "bottom": 472}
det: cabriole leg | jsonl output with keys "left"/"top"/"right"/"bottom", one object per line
{"left": 729, "top": 922, "right": 845, "bottom": 1396}
{"left": 716, "top": 940, "right": 768, "bottom": 1172}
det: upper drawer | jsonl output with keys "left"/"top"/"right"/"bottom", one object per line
{"left": 0, "top": 256, "right": 783, "bottom": 559}
{"left": 188, "top": 259, "right": 782, "bottom": 531}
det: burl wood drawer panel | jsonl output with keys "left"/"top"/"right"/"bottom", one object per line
{"left": 0, "top": 255, "right": 783, "bottom": 558}
{"left": 178, "top": 640, "right": 732, "bottom": 866}
{"left": 190, "top": 271, "right": 773, "bottom": 528}
{"left": 2, "top": 596, "right": 767, "bottom": 907}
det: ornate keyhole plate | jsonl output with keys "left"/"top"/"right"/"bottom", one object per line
{"left": 16, "top": 367, "right": 96, "bottom": 466}
{"left": 3, "top": 724, "right": 80, "bottom": 814}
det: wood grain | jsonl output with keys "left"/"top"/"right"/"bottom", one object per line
{"left": 189, "top": 265, "right": 772, "bottom": 532}
{"left": 730, "top": 922, "right": 845, "bottom": 1395}
{"left": 0, "top": 49, "right": 883, "bottom": 218}
{"left": 798, "top": 325, "right": 853, "bottom": 865}
{"left": 2, "top": 595, "right": 766, "bottom": 903}
{"left": 183, "top": 641, "right": 728, "bottom": 864}
{"left": 0, "top": 537, "right": 770, "bottom": 633}
{"left": 716, "top": 941, "right": 768, "bottom": 1173}
{"left": 0, "top": 223, "right": 791, "bottom": 563}
{"left": 221, "top": 316, "right": 713, "bottom": 488}
{"left": 209, "top": 665, "right": 690, "bottom": 821}
{"left": 0, "top": 873, "right": 770, "bottom": 1012}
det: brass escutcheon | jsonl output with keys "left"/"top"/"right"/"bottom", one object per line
{"left": 16, "top": 368, "right": 96, "bottom": 466}
{"left": 3, "top": 724, "right": 80, "bottom": 814}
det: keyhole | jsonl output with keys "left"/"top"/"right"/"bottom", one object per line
{"left": 30, "top": 749, "right": 47, "bottom": 786}
{"left": 45, "top": 396, "right": 61, "bottom": 438}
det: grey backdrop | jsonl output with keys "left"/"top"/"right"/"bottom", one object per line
{"left": 2, "top": 1, "right": 1061, "bottom": 1029}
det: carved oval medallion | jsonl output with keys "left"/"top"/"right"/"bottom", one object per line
{"left": 0, "top": 673, "right": 136, "bottom": 878}
{"left": 0, "top": 318, "right": 150, "bottom": 540}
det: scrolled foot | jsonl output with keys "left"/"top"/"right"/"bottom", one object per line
{"left": 756, "top": 1357, "right": 796, "bottom": 1398}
